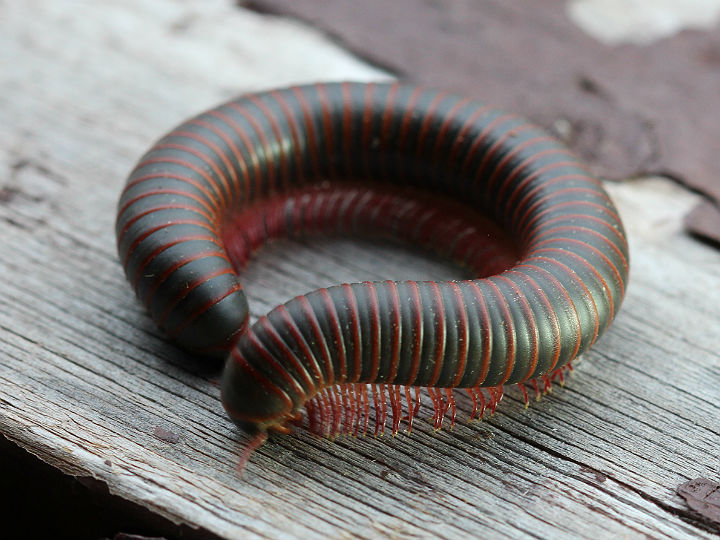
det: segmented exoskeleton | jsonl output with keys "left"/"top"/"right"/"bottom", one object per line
{"left": 117, "top": 82, "right": 629, "bottom": 463}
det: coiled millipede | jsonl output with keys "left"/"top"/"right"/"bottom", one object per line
{"left": 116, "top": 82, "right": 629, "bottom": 467}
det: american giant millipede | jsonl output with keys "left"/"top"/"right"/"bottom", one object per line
{"left": 116, "top": 82, "right": 629, "bottom": 464}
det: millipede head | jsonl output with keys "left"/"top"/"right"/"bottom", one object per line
{"left": 220, "top": 350, "right": 300, "bottom": 435}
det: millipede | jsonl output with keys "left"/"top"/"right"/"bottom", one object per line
{"left": 116, "top": 81, "right": 629, "bottom": 468}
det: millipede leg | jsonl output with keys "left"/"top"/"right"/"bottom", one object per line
{"left": 467, "top": 388, "right": 479, "bottom": 421}
{"left": 427, "top": 387, "right": 441, "bottom": 430}
{"left": 350, "top": 384, "right": 359, "bottom": 437}
{"left": 437, "top": 389, "right": 448, "bottom": 430}
{"left": 379, "top": 384, "right": 389, "bottom": 436}
{"left": 372, "top": 384, "right": 381, "bottom": 437}
{"left": 362, "top": 384, "right": 371, "bottom": 436}
{"left": 403, "top": 386, "right": 414, "bottom": 433}
{"left": 445, "top": 388, "right": 457, "bottom": 429}
{"left": 319, "top": 389, "right": 332, "bottom": 437}
{"left": 334, "top": 386, "right": 345, "bottom": 437}
{"left": 350, "top": 384, "right": 361, "bottom": 436}
{"left": 517, "top": 383, "right": 530, "bottom": 408}
{"left": 389, "top": 385, "right": 401, "bottom": 435}
{"left": 530, "top": 379, "right": 541, "bottom": 401}
{"left": 329, "top": 388, "right": 339, "bottom": 436}
{"left": 338, "top": 385, "right": 348, "bottom": 436}
{"left": 395, "top": 386, "right": 404, "bottom": 435}
{"left": 487, "top": 386, "right": 503, "bottom": 415}
{"left": 306, "top": 397, "right": 318, "bottom": 435}
{"left": 479, "top": 389, "right": 488, "bottom": 420}
{"left": 344, "top": 384, "right": 355, "bottom": 436}
{"left": 541, "top": 375, "right": 552, "bottom": 394}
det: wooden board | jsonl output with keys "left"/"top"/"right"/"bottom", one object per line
{"left": 1, "top": 1, "right": 718, "bottom": 539}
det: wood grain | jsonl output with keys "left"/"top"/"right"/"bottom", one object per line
{"left": 1, "top": 1, "right": 718, "bottom": 539}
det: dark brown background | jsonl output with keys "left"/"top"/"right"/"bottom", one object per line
{"left": 249, "top": 0, "right": 720, "bottom": 244}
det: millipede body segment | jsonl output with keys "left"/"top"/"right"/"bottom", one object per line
{"left": 117, "top": 82, "right": 629, "bottom": 454}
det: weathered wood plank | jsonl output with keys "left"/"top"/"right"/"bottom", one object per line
{"left": 1, "top": 1, "right": 718, "bottom": 539}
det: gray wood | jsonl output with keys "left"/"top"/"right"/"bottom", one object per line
{"left": 1, "top": 1, "right": 718, "bottom": 539}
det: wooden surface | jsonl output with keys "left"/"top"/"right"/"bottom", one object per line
{"left": 1, "top": 1, "right": 719, "bottom": 539}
